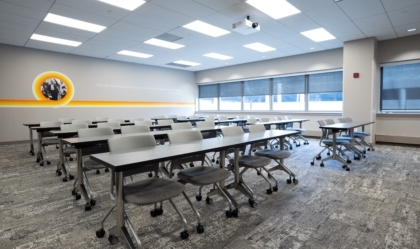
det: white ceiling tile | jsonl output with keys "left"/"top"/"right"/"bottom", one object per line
{"left": 70, "top": 48, "right": 113, "bottom": 58}
{"left": 318, "top": 39, "right": 344, "bottom": 49}
{"left": 83, "top": 38, "right": 132, "bottom": 51}
{"left": 199, "top": 12, "right": 237, "bottom": 32}
{"left": 387, "top": 4, "right": 420, "bottom": 27}
{"left": 33, "top": 26, "right": 91, "bottom": 43}
{"left": 0, "top": 34, "right": 27, "bottom": 46}
{"left": 0, "top": 26, "right": 31, "bottom": 39}
{"left": 110, "top": 21, "right": 161, "bottom": 38}
{"left": 192, "top": 0, "right": 242, "bottom": 11}
{"left": 258, "top": 20, "right": 297, "bottom": 39}
{"left": 324, "top": 22, "right": 364, "bottom": 38}
{"left": 152, "top": 0, "right": 216, "bottom": 19}
{"left": 35, "top": 22, "right": 95, "bottom": 40}
{"left": 219, "top": 2, "right": 275, "bottom": 25}
{"left": 0, "top": 19, "right": 37, "bottom": 33}
{"left": 336, "top": 0, "right": 385, "bottom": 20}
{"left": 2, "top": 0, "right": 54, "bottom": 12}
{"left": 25, "top": 39, "right": 76, "bottom": 53}
{"left": 279, "top": 13, "right": 321, "bottom": 32}
{"left": 106, "top": 54, "right": 141, "bottom": 63}
{"left": 381, "top": 0, "right": 420, "bottom": 12}
{"left": 287, "top": 0, "right": 335, "bottom": 13}
{"left": 56, "top": 0, "right": 131, "bottom": 19}
{"left": 353, "top": 13, "right": 393, "bottom": 34}
{"left": 167, "top": 27, "right": 214, "bottom": 44}
{"left": 128, "top": 42, "right": 179, "bottom": 55}
{"left": 0, "top": 1, "right": 46, "bottom": 20}
{"left": 364, "top": 28, "right": 398, "bottom": 41}
{"left": 305, "top": 4, "right": 350, "bottom": 27}
{"left": 92, "top": 33, "right": 140, "bottom": 47}
{"left": 393, "top": 21, "right": 420, "bottom": 37}
{"left": 0, "top": 10, "right": 41, "bottom": 27}
{"left": 99, "top": 28, "right": 150, "bottom": 43}
{"left": 279, "top": 34, "right": 314, "bottom": 46}
{"left": 339, "top": 34, "right": 367, "bottom": 42}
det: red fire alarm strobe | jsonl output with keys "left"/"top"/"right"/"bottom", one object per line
{"left": 353, "top": 73, "right": 359, "bottom": 78}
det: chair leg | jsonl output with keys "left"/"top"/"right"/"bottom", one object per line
{"left": 181, "top": 192, "right": 204, "bottom": 234}
{"left": 125, "top": 212, "right": 142, "bottom": 247}
{"left": 168, "top": 198, "right": 189, "bottom": 239}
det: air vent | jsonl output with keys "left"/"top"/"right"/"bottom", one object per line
{"left": 155, "top": 33, "right": 182, "bottom": 42}
{"left": 166, "top": 62, "right": 191, "bottom": 68}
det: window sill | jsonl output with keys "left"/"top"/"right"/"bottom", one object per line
{"left": 377, "top": 113, "right": 420, "bottom": 118}
{"left": 196, "top": 111, "right": 342, "bottom": 116}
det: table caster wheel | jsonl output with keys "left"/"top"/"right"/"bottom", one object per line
{"left": 71, "top": 189, "right": 76, "bottom": 195}
{"left": 47, "top": 161, "right": 51, "bottom": 165}
{"left": 62, "top": 177, "right": 68, "bottom": 182}
{"left": 69, "top": 157, "right": 74, "bottom": 161}
{"left": 96, "top": 228, "right": 105, "bottom": 238}
{"left": 75, "top": 194, "right": 81, "bottom": 200}
{"left": 90, "top": 199, "right": 96, "bottom": 206}
{"left": 180, "top": 230, "right": 189, "bottom": 240}
{"left": 196, "top": 224, "right": 204, "bottom": 234}
{"left": 30, "top": 151, "right": 35, "bottom": 156}
{"left": 310, "top": 162, "right": 314, "bottom": 166}
{"left": 96, "top": 169, "right": 100, "bottom": 174}
{"left": 316, "top": 155, "right": 321, "bottom": 160}
{"left": 148, "top": 172, "right": 153, "bottom": 177}
{"left": 85, "top": 204, "right": 92, "bottom": 211}
{"left": 225, "top": 210, "right": 233, "bottom": 218}
{"left": 211, "top": 159, "right": 215, "bottom": 162}
{"left": 286, "top": 179, "right": 292, "bottom": 184}
{"left": 156, "top": 207, "right": 163, "bottom": 215}
{"left": 273, "top": 186, "right": 278, "bottom": 192}
{"left": 105, "top": 168, "right": 109, "bottom": 172}
{"left": 216, "top": 160, "right": 219, "bottom": 164}
{"left": 196, "top": 195, "right": 202, "bottom": 201}
{"left": 345, "top": 166, "right": 350, "bottom": 171}
{"left": 320, "top": 163, "right": 324, "bottom": 167}
{"left": 257, "top": 171, "right": 261, "bottom": 175}
{"left": 150, "top": 209, "right": 158, "bottom": 217}
{"left": 69, "top": 174, "right": 74, "bottom": 180}
{"left": 190, "top": 163, "right": 194, "bottom": 167}
{"left": 248, "top": 199, "right": 257, "bottom": 208}
{"left": 293, "top": 178, "right": 298, "bottom": 184}
{"left": 108, "top": 234, "right": 119, "bottom": 245}
{"left": 347, "top": 160, "right": 352, "bottom": 163}
{"left": 266, "top": 188, "right": 273, "bottom": 194}
{"left": 40, "top": 163, "right": 44, "bottom": 166}
{"left": 232, "top": 208, "right": 239, "bottom": 218}
{"left": 206, "top": 197, "right": 213, "bottom": 204}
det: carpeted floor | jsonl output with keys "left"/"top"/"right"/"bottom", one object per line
{"left": 1, "top": 139, "right": 420, "bottom": 249}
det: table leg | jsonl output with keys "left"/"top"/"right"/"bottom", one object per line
{"left": 36, "top": 131, "right": 44, "bottom": 165}
{"left": 29, "top": 127, "right": 34, "bottom": 156}
{"left": 76, "top": 148, "right": 94, "bottom": 211}
{"left": 58, "top": 138, "right": 73, "bottom": 181}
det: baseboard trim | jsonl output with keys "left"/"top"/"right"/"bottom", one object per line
{"left": 375, "top": 134, "right": 420, "bottom": 145}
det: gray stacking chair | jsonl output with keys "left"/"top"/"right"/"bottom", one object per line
{"left": 177, "top": 115, "right": 187, "bottom": 120}
{"left": 129, "top": 118, "right": 144, "bottom": 122}
{"left": 344, "top": 117, "right": 374, "bottom": 151}
{"left": 196, "top": 121, "right": 218, "bottom": 163}
{"left": 248, "top": 124, "right": 297, "bottom": 189}
{"left": 95, "top": 134, "right": 190, "bottom": 246}
{"left": 325, "top": 118, "right": 361, "bottom": 160}
{"left": 259, "top": 117, "right": 270, "bottom": 122}
{"left": 134, "top": 120, "right": 153, "bottom": 127}
{"left": 60, "top": 123, "right": 88, "bottom": 176}
{"left": 171, "top": 122, "right": 193, "bottom": 130}
{"left": 97, "top": 122, "right": 120, "bottom": 128}
{"left": 58, "top": 118, "right": 74, "bottom": 123}
{"left": 121, "top": 125, "right": 150, "bottom": 134}
{"left": 168, "top": 130, "right": 236, "bottom": 219}
{"left": 221, "top": 126, "right": 272, "bottom": 207}
{"left": 168, "top": 115, "right": 178, "bottom": 119}
{"left": 39, "top": 121, "right": 62, "bottom": 166}
{"left": 204, "top": 115, "right": 215, "bottom": 122}
{"left": 95, "top": 117, "right": 108, "bottom": 121}
{"left": 108, "top": 119, "right": 125, "bottom": 124}
{"left": 72, "top": 119, "right": 92, "bottom": 125}
{"left": 284, "top": 116, "right": 309, "bottom": 146}
{"left": 157, "top": 119, "right": 173, "bottom": 125}
{"left": 310, "top": 120, "right": 351, "bottom": 171}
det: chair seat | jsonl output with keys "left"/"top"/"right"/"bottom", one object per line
{"left": 322, "top": 139, "right": 350, "bottom": 146}
{"left": 178, "top": 167, "right": 230, "bottom": 185}
{"left": 254, "top": 150, "right": 291, "bottom": 160}
{"left": 83, "top": 159, "right": 107, "bottom": 170}
{"left": 229, "top": 155, "right": 271, "bottom": 168}
{"left": 124, "top": 178, "right": 185, "bottom": 205}
{"left": 42, "top": 137, "right": 59, "bottom": 145}
{"left": 63, "top": 147, "right": 76, "bottom": 155}
{"left": 355, "top": 131, "right": 370, "bottom": 136}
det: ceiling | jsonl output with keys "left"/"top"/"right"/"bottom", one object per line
{"left": 1, "top": 0, "right": 419, "bottom": 72}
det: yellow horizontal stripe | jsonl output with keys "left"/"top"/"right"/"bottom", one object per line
{"left": 0, "top": 99, "right": 195, "bottom": 107}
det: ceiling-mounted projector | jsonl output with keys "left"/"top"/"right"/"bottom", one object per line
{"left": 232, "top": 16, "right": 260, "bottom": 35}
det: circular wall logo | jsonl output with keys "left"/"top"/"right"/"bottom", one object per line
{"left": 33, "top": 71, "right": 74, "bottom": 106}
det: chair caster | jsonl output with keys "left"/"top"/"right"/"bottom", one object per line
{"left": 75, "top": 194, "right": 81, "bottom": 200}
{"left": 211, "top": 159, "right": 215, "bottom": 162}
{"left": 320, "top": 163, "right": 324, "bottom": 167}
{"left": 62, "top": 176, "right": 68, "bottom": 182}
{"left": 90, "top": 199, "right": 96, "bottom": 206}
{"left": 148, "top": 172, "right": 153, "bottom": 177}
{"left": 56, "top": 170, "right": 62, "bottom": 176}
{"left": 216, "top": 160, "right": 219, "bottom": 164}
{"left": 347, "top": 160, "right": 352, "bottom": 164}
{"left": 85, "top": 203, "right": 92, "bottom": 211}
{"left": 40, "top": 163, "right": 44, "bottom": 166}
{"left": 232, "top": 208, "right": 239, "bottom": 217}
{"left": 286, "top": 179, "right": 292, "bottom": 184}
{"left": 257, "top": 171, "right": 261, "bottom": 175}
{"left": 196, "top": 224, "right": 204, "bottom": 234}
{"left": 248, "top": 199, "right": 257, "bottom": 208}
{"left": 367, "top": 148, "right": 370, "bottom": 151}
{"left": 108, "top": 234, "right": 119, "bottom": 245}
{"left": 206, "top": 197, "right": 213, "bottom": 204}
{"left": 150, "top": 208, "right": 163, "bottom": 217}
{"left": 105, "top": 168, "right": 109, "bottom": 172}
{"left": 354, "top": 157, "right": 360, "bottom": 160}
{"left": 293, "top": 178, "right": 298, "bottom": 184}
{"left": 47, "top": 161, "right": 51, "bottom": 165}
{"left": 266, "top": 188, "right": 273, "bottom": 194}
{"left": 69, "top": 174, "right": 74, "bottom": 180}
{"left": 189, "top": 163, "right": 194, "bottom": 167}
{"left": 362, "top": 155, "right": 366, "bottom": 158}
{"left": 310, "top": 161, "right": 314, "bottom": 166}
{"left": 69, "top": 157, "right": 74, "bottom": 161}
{"left": 180, "top": 230, "right": 189, "bottom": 240}
{"left": 225, "top": 209, "right": 233, "bottom": 218}
{"left": 316, "top": 155, "right": 321, "bottom": 160}
{"left": 273, "top": 186, "right": 278, "bottom": 192}
{"left": 96, "top": 169, "right": 100, "bottom": 174}
{"left": 72, "top": 189, "right": 76, "bottom": 195}
{"left": 30, "top": 151, "right": 35, "bottom": 156}
{"left": 36, "top": 158, "right": 40, "bottom": 163}
{"left": 196, "top": 195, "right": 202, "bottom": 201}
{"left": 327, "top": 153, "right": 330, "bottom": 156}
{"left": 96, "top": 228, "right": 105, "bottom": 238}
{"left": 345, "top": 166, "right": 350, "bottom": 171}
{"left": 304, "top": 142, "right": 309, "bottom": 145}
{"left": 363, "top": 150, "right": 366, "bottom": 154}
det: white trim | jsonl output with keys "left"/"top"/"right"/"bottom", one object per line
{"left": 380, "top": 59, "right": 420, "bottom": 67}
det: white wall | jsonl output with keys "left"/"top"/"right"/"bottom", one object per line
{"left": 0, "top": 44, "right": 196, "bottom": 142}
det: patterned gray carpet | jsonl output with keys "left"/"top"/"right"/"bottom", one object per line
{"left": 1, "top": 139, "right": 419, "bottom": 249}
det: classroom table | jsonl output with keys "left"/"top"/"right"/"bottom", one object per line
{"left": 214, "top": 119, "right": 247, "bottom": 127}
{"left": 318, "top": 121, "right": 374, "bottom": 171}
{"left": 89, "top": 129, "right": 298, "bottom": 248}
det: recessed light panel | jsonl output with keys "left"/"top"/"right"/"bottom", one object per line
{"left": 246, "top": 0, "right": 301, "bottom": 19}
{"left": 407, "top": 28, "right": 417, "bottom": 32}
{"left": 44, "top": 13, "right": 106, "bottom": 33}
{"left": 173, "top": 60, "right": 200, "bottom": 66}
{"left": 30, "top": 34, "right": 81, "bottom": 47}
{"left": 98, "top": 0, "right": 146, "bottom": 11}
{"left": 203, "top": 53, "right": 233, "bottom": 60}
{"left": 144, "top": 38, "right": 184, "bottom": 49}
{"left": 301, "top": 28, "right": 336, "bottom": 42}
{"left": 183, "top": 20, "right": 230, "bottom": 37}
{"left": 244, "top": 42, "right": 276, "bottom": 52}
{"left": 118, "top": 50, "right": 153, "bottom": 58}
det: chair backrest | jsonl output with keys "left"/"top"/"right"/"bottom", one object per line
{"left": 247, "top": 118, "right": 257, "bottom": 125}
{"left": 72, "top": 119, "right": 92, "bottom": 125}
{"left": 345, "top": 117, "right": 353, "bottom": 122}
{"left": 157, "top": 119, "right": 173, "bottom": 125}
{"left": 177, "top": 115, "right": 187, "bottom": 120}
{"left": 221, "top": 126, "right": 244, "bottom": 137}
{"left": 189, "top": 115, "right": 198, "bottom": 119}
{"left": 97, "top": 122, "right": 120, "bottom": 128}
{"left": 78, "top": 127, "right": 113, "bottom": 138}
{"left": 58, "top": 118, "right": 73, "bottom": 123}
{"left": 236, "top": 115, "right": 246, "bottom": 119}
{"left": 40, "top": 121, "right": 62, "bottom": 127}
{"left": 218, "top": 115, "right": 228, "bottom": 121}
{"left": 259, "top": 117, "right": 270, "bottom": 122}
{"left": 324, "top": 119, "right": 335, "bottom": 125}
{"left": 167, "top": 115, "right": 177, "bottom": 118}
{"left": 171, "top": 122, "right": 193, "bottom": 130}
{"left": 284, "top": 116, "right": 292, "bottom": 120}
{"left": 108, "top": 134, "right": 156, "bottom": 153}
{"left": 95, "top": 117, "right": 108, "bottom": 121}
{"left": 121, "top": 125, "right": 150, "bottom": 134}
{"left": 337, "top": 117, "right": 347, "bottom": 123}
{"left": 248, "top": 124, "right": 267, "bottom": 133}
{"left": 205, "top": 115, "right": 215, "bottom": 121}
{"left": 135, "top": 120, "right": 153, "bottom": 126}
{"left": 60, "top": 123, "right": 88, "bottom": 131}
{"left": 317, "top": 120, "right": 329, "bottom": 141}
{"left": 196, "top": 121, "right": 214, "bottom": 128}
{"left": 154, "top": 115, "right": 165, "bottom": 119}
{"left": 274, "top": 116, "right": 284, "bottom": 121}
{"left": 130, "top": 118, "right": 144, "bottom": 122}
{"left": 167, "top": 130, "right": 203, "bottom": 144}
{"left": 247, "top": 115, "right": 255, "bottom": 119}
{"left": 108, "top": 119, "right": 125, "bottom": 124}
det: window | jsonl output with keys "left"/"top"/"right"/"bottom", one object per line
{"left": 243, "top": 79, "right": 270, "bottom": 110}
{"left": 198, "top": 84, "right": 218, "bottom": 110}
{"left": 308, "top": 71, "right": 343, "bottom": 111}
{"left": 381, "top": 62, "right": 420, "bottom": 112}
{"left": 272, "top": 75, "right": 305, "bottom": 111}
{"left": 219, "top": 82, "right": 242, "bottom": 110}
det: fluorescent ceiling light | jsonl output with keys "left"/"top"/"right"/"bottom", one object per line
{"left": 407, "top": 28, "right": 417, "bottom": 32}
{"left": 144, "top": 38, "right": 184, "bottom": 49}
{"left": 183, "top": 20, "right": 230, "bottom": 37}
{"left": 173, "top": 60, "right": 200, "bottom": 66}
{"left": 118, "top": 50, "right": 153, "bottom": 58}
{"left": 243, "top": 42, "right": 276, "bottom": 52}
{"left": 99, "top": 0, "right": 146, "bottom": 11}
{"left": 246, "top": 0, "right": 301, "bottom": 19}
{"left": 44, "top": 13, "right": 106, "bottom": 33}
{"left": 203, "top": 53, "right": 233, "bottom": 60}
{"left": 30, "top": 34, "right": 81, "bottom": 47}
{"left": 301, "top": 28, "right": 336, "bottom": 42}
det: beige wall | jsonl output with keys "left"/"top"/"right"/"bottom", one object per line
{"left": 378, "top": 35, "right": 420, "bottom": 63}
{"left": 0, "top": 44, "right": 196, "bottom": 142}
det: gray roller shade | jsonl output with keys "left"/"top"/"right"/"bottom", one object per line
{"left": 273, "top": 75, "right": 305, "bottom": 94}
{"left": 244, "top": 79, "right": 270, "bottom": 96}
{"left": 309, "top": 71, "right": 343, "bottom": 93}
{"left": 199, "top": 84, "right": 218, "bottom": 98}
{"left": 220, "top": 82, "right": 243, "bottom": 97}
